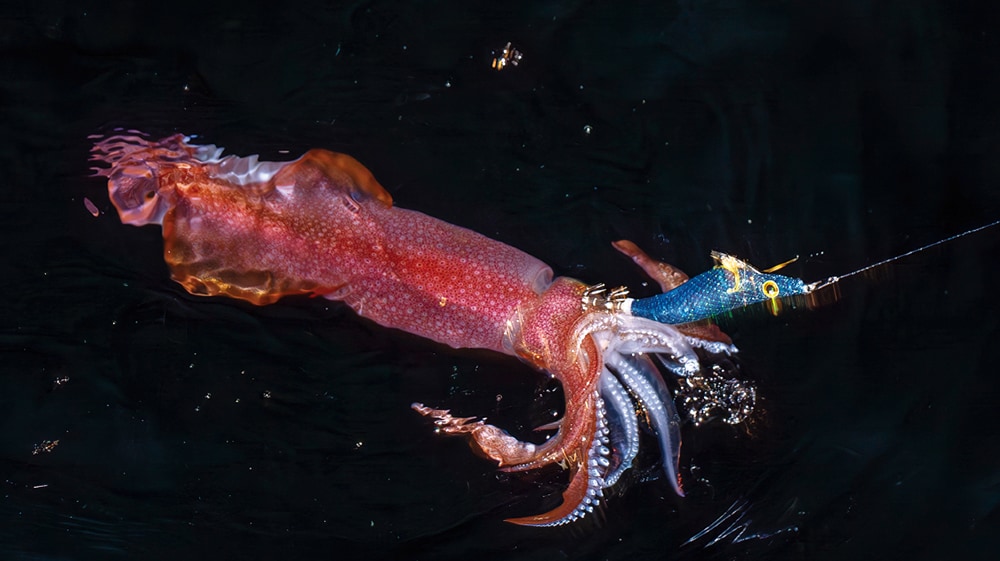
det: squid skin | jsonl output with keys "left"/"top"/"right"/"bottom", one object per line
{"left": 91, "top": 133, "right": 734, "bottom": 527}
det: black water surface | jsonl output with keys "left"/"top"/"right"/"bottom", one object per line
{"left": 2, "top": 1, "right": 999, "bottom": 560}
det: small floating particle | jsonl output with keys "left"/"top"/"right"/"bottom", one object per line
{"left": 84, "top": 197, "right": 99, "bottom": 217}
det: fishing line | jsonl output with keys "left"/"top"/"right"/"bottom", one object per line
{"left": 806, "top": 218, "right": 1000, "bottom": 292}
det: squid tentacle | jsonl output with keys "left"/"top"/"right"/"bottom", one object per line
{"left": 614, "top": 317, "right": 702, "bottom": 377}
{"left": 508, "top": 392, "right": 610, "bottom": 526}
{"left": 409, "top": 403, "right": 541, "bottom": 467}
{"left": 598, "top": 367, "right": 640, "bottom": 488}
{"left": 611, "top": 239, "right": 689, "bottom": 292}
{"left": 606, "top": 351, "right": 685, "bottom": 496}
{"left": 684, "top": 335, "right": 738, "bottom": 355}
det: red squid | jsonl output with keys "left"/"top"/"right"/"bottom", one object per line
{"left": 90, "top": 133, "right": 738, "bottom": 526}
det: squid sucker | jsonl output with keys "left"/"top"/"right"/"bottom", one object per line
{"left": 91, "top": 133, "right": 805, "bottom": 527}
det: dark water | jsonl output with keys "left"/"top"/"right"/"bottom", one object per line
{"left": 2, "top": 1, "right": 999, "bottom": 559}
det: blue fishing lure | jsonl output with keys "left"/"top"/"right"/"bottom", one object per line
{"left": 626, "top": 251, "right": 809, "bottom": 324}
{"left": 621, "top": 219, "right": 999, "bottom": 325}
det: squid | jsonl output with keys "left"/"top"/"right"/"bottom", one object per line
{"left": 90, "top": 133, "right": 814, "bottom": 526}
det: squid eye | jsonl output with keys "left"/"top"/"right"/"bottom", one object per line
{"left": 761, "top": 280, "right": 780, "bottom": 299}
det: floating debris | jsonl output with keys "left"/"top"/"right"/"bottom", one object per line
{"left": 32, "top": 440, "right": 60, "bottom": 455}
{"left": 492, "top": 42, "right": 522, "bottom": 71}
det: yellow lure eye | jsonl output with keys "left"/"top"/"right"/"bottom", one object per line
{"left": 761, "top": 280, "right": 780, "bottom": 299}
